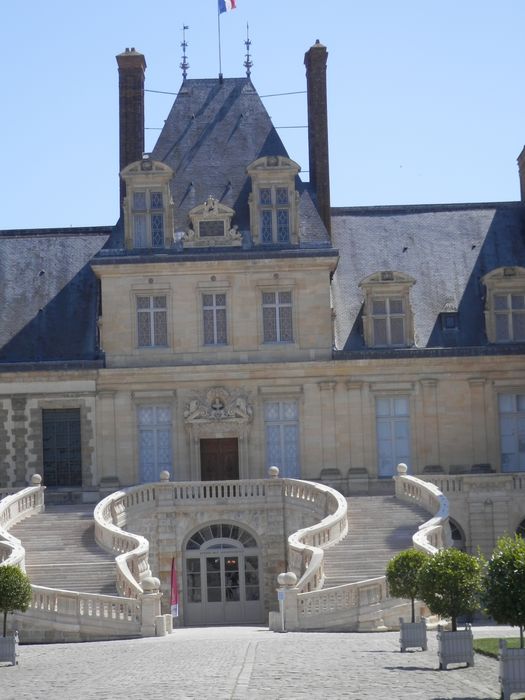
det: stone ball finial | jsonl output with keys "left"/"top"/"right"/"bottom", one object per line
{"left": 277, "top": 572, "right": 298, "bottom": 588}
{"left": 397, "top": 463, "right": 408, "bottom": 476}
{"left": 141, "top": 576, "right": 161, "bottom": 593}
{"left": 31, "top": 474, "right": 43, "bottom": 486}
{"left": 159, "top": 470, "right": 170, "bottom": 482}
{"left": 268, "top": 466, "right": 280, "bottom": 479}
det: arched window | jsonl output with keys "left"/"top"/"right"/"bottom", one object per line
{"left": 449, "top": 518, "right": 466, "bottom": 551}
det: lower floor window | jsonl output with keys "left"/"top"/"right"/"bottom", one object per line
{"left": 499, "top": 393, "right": 525, "bottom": 472}
{"left": 137, "top": 405, "right": 172, "bottom": 482}
{"left": 375, "top": 396, "right": 411, "bottom": 476}
{"left": 264, "top": 400, "right": 300, "bottom": 477}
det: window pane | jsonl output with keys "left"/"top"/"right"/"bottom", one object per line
{"left": 137, "top": 311, "right": 152, "bottom": 347}
{"left": 376, "top": 398, "right": 391, "bottom": 417}
{"left": 279, "top": 305, "right": 293, "bottom": 342}
{"left": 133, "top": 214, "right": 147, "bottom": 247}
{"left": 151, "top": 214, "right": 164, "bottom": 247}
{"left": 494, "top": 294, "right": 509, "bottom": 310}
{"left": 133, "top": 192, "right": 147, "bottom": 211}
{"left": 499, "top": 394, "right": 515, "bottom": 413}
{"left": 262, "top": 292, "right": 276, "bottom": 305}
{"left": 202, "top": 294, "right": 213, "bottom": 307}
{"left": 261, "top": 210, "right": 273, "bottom": 243}
{"left": 136, "top": 296, "right": 150, "bottom": 310}
{"left": 216, "top": 308, "right": 227, "bottom": 344}
{"left": 495, "top": 313, "right": 510, "bottom": 341}
{"left": 153, "top": 296, "right": 166, "bottom": 309}
{"left": 153, "top": 309, "right": 168, "bottom": 346}
{"left": 513, "top": 312, "right": 525, "bottom": 341}
{"left": 373, "top": 318, "right": 388, "bottom": 345}
{"left": 260, "top": 188, "right": 272, "bottom": 205}
{"left": 394, "top": 397, "right": 409, "bottom": 416}
{"left": 263, "top": 306, "right": 277, "bottom": 342}
{"left": 518, "top": 395, "right": 525, "bottom": 412}
{"left": 150, "top": 191, "right": 163, "bottom": 209}
{"left": 203, "top": 308, "right": 215, "bottom": 344}
{"left": 278, "top": 291, "right": 292, "bottom": 305}
{"left": 372, "top": 299, "right": 386, "bottom": 315}
{"left": 277, "top": 209, "right": 289, "bottom": 243}
{"left": 390, "top": 317, "right": 405, "bottom": 345}
{"left": 264, "top": 402, "right": 280, "bottom": 420}
{"left": 276, "top": 188, "right": 288, "bottom": 205}
{"left": 389, "top": 298, "right": 403, "bottom": 314}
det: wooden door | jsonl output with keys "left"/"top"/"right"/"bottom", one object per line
{"left": 200, "top": 438, "right": 239, "bottom": 480}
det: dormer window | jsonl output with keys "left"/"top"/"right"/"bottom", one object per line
{"left": 359, "top": 271, "right": 416, "bottom": 348}
{"left": 121, "top": 157, "right": 174, "bottom": 250}
{"left": 185, "top": 196, "right": 240, "bottom": 248}
{"left": 247, "top": 156, "right": 300, "bottom": 245}
{"left": 132, "top": 190, "right": 165, "bottom": 248}
{"left": 482, "top": 267, "right": 525, "bottom": 343}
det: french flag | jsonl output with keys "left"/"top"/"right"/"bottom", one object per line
{"left": 219, "top": 0, "right": 236, "bottom": 13}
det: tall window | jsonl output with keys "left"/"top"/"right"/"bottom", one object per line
{"left": 494, "top": 293, "right": 525, "bottom": 342}
{"left": 136, "top": 295, "right": 168, "bottom": 347}
{"left": 132, "top": 190, "right": 165, "bottom": 248}
{"left": 260, "top": 186, "right": 290, "bottom": 244}
{"left": 264, "top": 400, "right": 300, "bottom": 477}
{"left": 375, "top": 397, "right": 411, "bottom": 477}
{"left": 498, "top": 393, "right": 525, "bottom": 471}
{"left": 137, "top": 405, "right": 172, "bottom": 482}
{"left": 371, "top": 297, "right": 405, "bottom": 346}
{"left": 262, "top": 291, "right": 293, "bottom": 343}
{"left": 202, "top": 293, "right": 227, "bottom": 345}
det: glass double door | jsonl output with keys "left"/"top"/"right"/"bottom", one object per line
{"left": 185, "top": 548, "right": 262, "bottom": 626}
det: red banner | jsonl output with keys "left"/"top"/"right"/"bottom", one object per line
{"left": 171, "top": 556, "right": 179, "bottom": 618}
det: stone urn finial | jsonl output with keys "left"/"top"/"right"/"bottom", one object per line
{"left": 159, "top": 470, "right": 171, "bottom": 483}
{"left": 141, "top": 576, "right": 161, "bottom": 593}
{"left": 397, "top": 463, "right": 408, "bottom": 476}
{"left": 30, "top": 474, "right": 43, "bottom": 486}
{"left": 277, "top": 572, "right": 298, "bottom": 588}
{"left": 268, "top": 466, "right": 280, "bottom": 479}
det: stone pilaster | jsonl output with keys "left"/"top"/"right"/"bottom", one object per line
{"left": 468, "top": 378, "right": 488, "bottom": 465}
{"left": 419, "top": 378, "right": 440, "bottom": 468}
{"left": 318, "top": 381, "right": 337, "bottom": 471}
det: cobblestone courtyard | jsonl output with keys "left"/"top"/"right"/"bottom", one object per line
{"left": 1, "top": 625, "right": 521, "bottom": 699}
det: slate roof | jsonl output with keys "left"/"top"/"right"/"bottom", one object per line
{"left": 331, "top": 202, "right": 525, "bottom": 353}
{"left": 0, "top": 228, "right": 110, "bottom": 365}
{"left": 146, "top": 77, "right": 330, "bottom": 249}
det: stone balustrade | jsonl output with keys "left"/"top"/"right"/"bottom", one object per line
{"left": 0, "top": 476, "right": 45, "bottom": 566}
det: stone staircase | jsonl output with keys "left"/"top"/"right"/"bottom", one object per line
{"left": 10, "top": 505, "right": 118, "bottom": 596}
{"left": 323, "top": 495, "right": 429, "bottom": 586}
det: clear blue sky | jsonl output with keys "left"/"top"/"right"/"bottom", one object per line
{"left": 2, "top": 1, "right": 525, "bottom": 230}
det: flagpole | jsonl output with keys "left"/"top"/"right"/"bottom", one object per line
{"left": 217, "top": 3, "right": 223, "bottom": 81}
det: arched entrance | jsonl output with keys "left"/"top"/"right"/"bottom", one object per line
{"left": 184, "top": 523, "right": 264, "bottom": 626}
{"left": 449, "top": 518, "right": 466, "bottom": 551}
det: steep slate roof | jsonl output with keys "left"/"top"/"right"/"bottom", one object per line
{"left": 148, "top": 77, "right": 330, "bottom": 247}
{"left": 0, "top": 228, "right": 110, "bottom": 365}
{"left": 331, "top": 202, "right": 525, "bottom": 352}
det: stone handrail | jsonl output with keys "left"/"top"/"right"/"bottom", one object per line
{"left": 94, "top": 491, "right": 154, "bottom": 598}
{"left": 285, "top": 480, "right": 348, "bottom": 593}
{"left": 0, "top": 476, "right": 45, "bottom": 566}
{"left": 394, "top": 463, "right": 451, "bottom": 554}
{"left": 423, "top": 471, "right": 525, "bottom": 496}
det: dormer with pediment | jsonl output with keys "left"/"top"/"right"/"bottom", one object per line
{"left": 121, "top": 156, "right": 174, "bottom": 250}
{"left": 247, "top": 156, "right": 300, "bottom": 245}
{"left": 183, "top": 196, "right": 241, "bottom": 248}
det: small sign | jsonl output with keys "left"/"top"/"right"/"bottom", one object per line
{"left": 278, "top": 590, "right": 285, "bottom": 601}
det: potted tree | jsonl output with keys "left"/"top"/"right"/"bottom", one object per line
{"left": 386, "top": 548, "right": 430, "bottom": 651}
{"left": 0, "top": 565, "right": 32, "bottom": 665}
{"left": 418, "top": 547, "right": 482, "bottom": 669}
{"left": 482, "top": 534, "right": 525, "bottom": 700}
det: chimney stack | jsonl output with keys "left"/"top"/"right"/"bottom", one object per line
{"left": 116, "top": 47, "right": 146, "bottom": 210}
{"left": 304, "top": 40, "right": 331, "bottom": 236}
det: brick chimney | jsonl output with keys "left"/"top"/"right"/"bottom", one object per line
{"left": 517, "top": 146, "right": 525, "bottom": 201}
{"left": 304, "top": 40, "right": 331, "bottom": 236}
{"left": 116, "top": 48, "right": 146, "bottom": 209}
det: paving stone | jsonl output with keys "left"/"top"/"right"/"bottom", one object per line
{"left": 1, "top": 625, "right": 521, "bottom": 699}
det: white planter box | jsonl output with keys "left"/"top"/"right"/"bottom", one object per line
{"left": 0, "top": 633, "right": 19, "bottom": 666}
{"left": 499, "top": 639, "right": 525, "bottom": 700}
{"left": 437, "top": 624, "right": 474, "bottom": 669}
{"left": 399, "top": 617, "right": 427, "bottom": 652}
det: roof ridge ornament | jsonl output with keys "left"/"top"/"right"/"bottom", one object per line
{"left": 244, "top": 23, "right": 253, "bottom": 78}
{"left": 180, "top": 25, "right": 189, "bottom": 81}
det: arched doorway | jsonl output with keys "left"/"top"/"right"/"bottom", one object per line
{"left": 449, "top": 518, "right": 466, "bottom": 551}
{"left": 184, "top": 523, "right": 264, "bottom": 626}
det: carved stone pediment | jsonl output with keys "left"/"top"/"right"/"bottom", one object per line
{"left": 184, "top": 387, "right": 253, "bottom": 424}
{"left": 184, "top": 197, "right": 241, "bottom": 248}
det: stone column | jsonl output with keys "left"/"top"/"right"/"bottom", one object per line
{"left": 97, "top": 391, "right": 120, "bottom": 494}
{"left": 318, "top": 382, "right": 337, "bottom": 471}
{"left": 468, "top": 378, "right": 488, "bottom": 465}
{"left": 419, "top": 378, "right": 440, "bottom": 468}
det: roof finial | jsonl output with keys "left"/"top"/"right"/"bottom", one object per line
{"left": 180, "top": 25, "right": 189, "bottom": 80}
{"left": 244, "top": 23, "right": 253, "bottom": 78}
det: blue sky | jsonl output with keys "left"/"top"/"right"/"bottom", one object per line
{"left": 2, "top": 1, "right": 525, "bottom": 229}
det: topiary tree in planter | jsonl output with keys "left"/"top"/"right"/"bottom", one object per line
{"left": 483, "top": 534, "right": 525, "bottom": 648}
{"left": 0, "top": 565, "right": 32, "bottom": 637}
{"left": 418, "top": 547, "right": 482, "bottom": 632}
{"left": 386, "top": 548, "right": 430, "bottom": 623}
